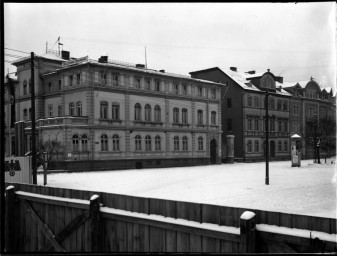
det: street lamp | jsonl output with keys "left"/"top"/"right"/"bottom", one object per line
{"left": 313, "top": 114, "right": 320, "bottom": 164}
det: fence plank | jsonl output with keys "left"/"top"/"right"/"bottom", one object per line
{"left": 220, "top": 206, "right": 238, "bottom": 253}
{"left": 201, "top": 204, "right": 221, "bottom": 252}
{"left": 63, "top": 188, "right": 72, "bottom": 251}
{"left": 176, "top": 201, "right": 190, "bottom": 252}
{"left": 105, "top": 193, "right": 117, "bottom": 252}
{"left": 165, "top": 200, "right": 177, "bottom": 252}
{"left": 189, "top": 202, "right": 202, "bottom": 252}
{"left": 311, "top": 216, "right": 331, "bottom": 233}
{"left": 5, "top": 186, "right": 16, "bottom": 252}
{"left": 149, "top": 198, "right": 166, "bottom": 252}
{"left": 126, "top": 196, "right": 133, "bottom": 252}
{"left": 90, "top": 194, "right": 102, "bottom": 252}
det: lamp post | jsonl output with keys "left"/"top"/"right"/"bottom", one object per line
{"left": 313, "top": 114, "right": 320, "bottom": 164}
{"left": 265, "top": 91, "right": 270, "bottom": 185}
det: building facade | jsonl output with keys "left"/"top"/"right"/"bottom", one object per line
{"left": 5, "top": 52, "right": 224, "bottom": 171}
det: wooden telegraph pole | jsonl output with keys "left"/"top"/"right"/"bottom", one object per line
{"left": 31, "top": 52, "right": 37, "bottom": 184}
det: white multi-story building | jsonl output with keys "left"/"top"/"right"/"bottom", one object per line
{"left": 5, "top": 51, "right": 224, "bottom": 171}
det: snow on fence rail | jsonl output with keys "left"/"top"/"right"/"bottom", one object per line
{"left": 4, "top": 182, "right": 337, "bottom": 253}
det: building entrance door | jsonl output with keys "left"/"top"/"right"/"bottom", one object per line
{"left": 210, "top": 139, "right": 217, "bottom": 164}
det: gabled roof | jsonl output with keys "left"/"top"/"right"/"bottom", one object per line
{"left": 12, "top": 53, "right": 66, "bottom": 66}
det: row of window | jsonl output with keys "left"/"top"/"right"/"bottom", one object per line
{"left": 247, "top": 118, "right": 288, "bottom": 132}
{"left": 246, "top": 140, "right": 288, "bottom": 153}
{"left": 72, "top": 134, "right": 205, "bottom": 152}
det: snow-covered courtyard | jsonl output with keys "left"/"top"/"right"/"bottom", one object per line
{"left": 37, "top": 159, "right": 336, "bottom": 219}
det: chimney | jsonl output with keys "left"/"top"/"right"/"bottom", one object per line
{"left": 159, "top": 69, "right": 165, "bottom": 73}
{"left": 61, "top": 50, "right": 70, "bottom": 60}
{"left": 247, "top": 70, "right": 255, "bottom": 74}
{"left": 98, "top": 56, "right": 108, "bottom": 63}
{"left": 230, "top": 67, "right": 237, "bottom": 72}
{"left": 136, "top": 64, "right": 145, "bottom": 68}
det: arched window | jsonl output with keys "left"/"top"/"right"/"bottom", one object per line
{"left": 23, "top": 109, "right": 28, "bottom": 121}
{"left": 182, "top": 108, "right": 188, "bottom": 124}
{"left": 198, "top": 136, "right": 203, "bottom": 150}
{"left": 101, "top": 134, "right": 108, "bottom": 151}
{"left": 155, "top": 135, "right": 161, "bottom": 151}
{"left": 182, "top": 136, "right": 188, "bottom": 150}
{"left": 145, "top": 104, "right": 151, "bottom": 121}
{"left": 69, "top": 102, "right": 75, "bottom": 116}
{"left": 154, "top": 105, "right": 161, "bottom": 122}
{"left": 145, "top": 135, "right": 152, "bottom": 151}
{"left": 211, "top": 111, "right": 216, "bottom": 125}
{"left": 134, "top": 103, "right": 141, "bottom": 121}
{"left": 100, "top": 101, "right": 108, "bottom": 119}
{"left": 173, "top": 108, "right": 179, "bottom": 123}
{"left": 197, "top": 110, "right": 203, "bottom": 124}
{"left": 135, "top": 135, "right": 142, "bottom": 151}
{"left": 112, "top": 134, "right": 119, "bottom": 151}
{"left": 81, "top": 134, "right": 88, "bottom": 151}
{"left": 72, "top": 134, "right": 79, "bottom": 151}
{"left": 76, "top": 101, "right": 82, "bottom": 116}
{"left": 112, "top": 103, "right": 120, "bottom": 120}
{"left": 23, "top": 80, "right": 27, "bottom": 95}
{"left": 174, "top": 136, "right": 179, "bottom": 150}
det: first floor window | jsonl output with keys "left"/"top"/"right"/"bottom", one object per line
{"left": 198, "top": 136, "right": 203, "bottom": 150}
{"left": 101, "top": 134, "right": 108, "bottom": 151}
{"left": 182, "top": 108, "right": 188, "bottom": 124}
{"left": 81, "top": 135, "right": 88, "bottom": 151}
{"left": 247, "top": 140, "right": 252, "bottom": 153}
{"left": 254, "top": 140, "right": 259, "bottom": 152}
{"left": 69, "top": 103, "right": 75, "bottom": 116}
{"left": 72, "top": 135, "right": 79, "bottom": 151}
{"left": 100, "top": 101, "right": 108, "bottom": 119}
{"left": 112, "top": 134, "right": 119, "bottom": 151}
{"left": 154, "top": 105, "right": 161, "bottom": 122}
{"left": 182, "top": 136, "right": 188, "bottom": 150}
{"left": 211, "top": 111, "right": 216, "bottom": 125}
{"left": 278, "top": 141, "right": 282, "bottom": 152}
{"left": 284, "top": 141, "right": 288, "bottom": 152}
{"left": 145, "top": 135, "right": 152, "bottom": 151}
{"left": 197, "top": 110, "right": 203, "bottom": 124}
{"left": 76, "top": 102, "right": 82, "bottom": 116}
{"left": 155, "top": 136, "right": 161, "bottom": 151}
{"left": 135, "top": 135, "right": 141, "bottom": 150}
{"left": 112, "top": 104, "right": 120, "bottom": 120}
{"left": 174, "top": 136, "right": 179, "bottom": 150}
{"left": 173, "top": 108, "right": 179, "bottom": 123}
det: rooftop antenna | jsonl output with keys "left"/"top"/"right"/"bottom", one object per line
{"left": 145, "top": 46, "right": 147, "bottom": 69}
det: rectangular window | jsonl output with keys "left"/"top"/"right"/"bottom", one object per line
{"left": 48, "top": 105, "right": 53, "bottom": 117}
{"left": 283, "top": 121, "right": 288, "bottom": 132}
{"left": 227, "top": 98, "right": 232, "bottom": 108}
{"left": 284, "top": 140, "right": 288, "bottom": 152}
{"left": 278, "top": 120, "right": 282, "bottom": 132}
{"left": 155, "top": 81, "right": 160, "bottom": 91}
{"left": 182, "top": 85, "right": 187, "bottom": 95}
{"left": 293, "top": 105, "right": 299, "bottom": 115}
{"left": 247, "top": 140, "right": 252, "bottom": 153}
{"left": 292, "top": 122, "right": 300, "bottom": 133}
{"left": 247, "top": 118, "right": 252, "bottom": 130}
{"left": 211, "top": 88, "right": 216, "bottom": 99}
{"left": 270, "top": 120, "right": 275, "bottom": 132}
{"left": 174, "top": 84, "right": 179, "bottom": 94}
{"left": 135, "top": 78, "right": 141, "bottom": 89}
{"left": 100, "top": 102, "right": 108, "bottom": 119}
{"left": 112, "top": 104, "right": 120, "bottom": 120}
{"left": 278, "top": 141, "right": 282, "bottom": 152}
{"left": 211, "top": 111, "right": 216, "bottom": 125}
{"left": 48, "top": 82, "right": 52, "bottom": 92}
{"left": 198, "top": 86, "right": 202, "bottom": 97}
{"left": 254, "top": 97, "right": 259, "bottom": 108}
{"left": 113, "top": 75, "right": 119, "bottom": 86}
{"left": 58, "top": 80, "right": 62, "bottom": 90}
{"left": 227, "top": 119, "right": 232, "bottom": 131}
{"left": 146, "top": 79, "right": 151, "bottom": 90}
{"left": 70, "top": 75, "right": 73, "bottom": 86}
{"left": 76, "top": 74, "right": 81, "bottom": 85}
{"left": 101, "top": 73, "right": 107, "bottom": 85}
{"left": 254, "top": 140, "right": 259, "bottom": 152}
{"left": 254, "top": 119, "right": 259, "bottom": 131}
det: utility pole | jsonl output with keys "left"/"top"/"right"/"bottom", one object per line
{"left": 1, "top": 43, "right": 5, "bottom": 254}
{"left": 265, "top": 91, "right": 270, "bottom": 185}
{"left": 31, "top": 52, "right": 37, "bottom": 184}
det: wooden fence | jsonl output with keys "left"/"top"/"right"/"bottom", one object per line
{"left": 4, "top": 182, "right": 337, "bottom": 253}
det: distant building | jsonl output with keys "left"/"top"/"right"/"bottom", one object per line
{"left": 190, "top": 67, "right": 291, "bottom": 162}
{"left": 4, "top": 51, "right": 224, "bottom": 171}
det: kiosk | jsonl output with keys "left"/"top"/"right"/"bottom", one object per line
{"left": 291, "top": 134, "right": 302, "bottom": 167}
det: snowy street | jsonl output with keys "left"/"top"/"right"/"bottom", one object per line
{"left": 38, "top": 159, "right": 336, "bottom": 219}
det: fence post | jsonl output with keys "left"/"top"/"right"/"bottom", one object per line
{"left": 90, "top": 194, "right": 101, "bottom": 252}
{"left": 5, "top": 186, "right": 16, "bottom": 252}
{"left": 240, "top": 211, "right": 256, "bottom": 253}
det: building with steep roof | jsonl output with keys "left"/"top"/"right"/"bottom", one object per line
{"left": 4, "top": 51, "right": 224, "bottom": 171}
{"left": 190, "top": 67, "right": 292, "bottom": 162}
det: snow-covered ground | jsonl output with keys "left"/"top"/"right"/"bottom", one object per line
{"left": 37, "top": 159, "right": 336, "bottom": 219}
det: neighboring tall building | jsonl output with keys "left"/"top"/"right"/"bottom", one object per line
{"left": 280, "top": 78, "right": 336, "bottom": 158}
{"left": 190, "top": 67, "right": 291, "bottom": 162}
{"left": 5, "top": 51, "right": 224, "bottom": 171}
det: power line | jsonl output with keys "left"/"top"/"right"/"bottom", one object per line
{"left": 4, "top": 47, "right": 31, "bottom": 54}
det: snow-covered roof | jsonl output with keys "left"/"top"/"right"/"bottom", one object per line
{"left": 278, "top": 81, "right": 298, "bottom": 88}
{"left": 38, "top": 53, "right": 66, "bottom": 62}
{"left": 244, "top": 72, "right": 265, "bottom": 79}
{"left": 220, "top": 68, "right": 261, "bottom": 92}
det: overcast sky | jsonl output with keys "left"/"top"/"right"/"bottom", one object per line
{"left": 4, "top": 2, "right": 336, "bottom": 90}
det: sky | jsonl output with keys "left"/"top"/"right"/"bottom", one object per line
{"left": 4, "top": 2, "right": 336, "bottom": 90}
